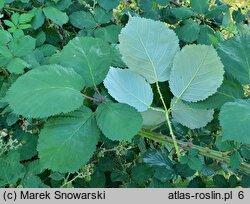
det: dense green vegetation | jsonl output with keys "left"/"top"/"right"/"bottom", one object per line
{"left": 0, "top": 0, "right": 249, "bottom": 188}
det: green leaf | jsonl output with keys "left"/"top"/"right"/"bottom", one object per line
{"left": 241, "top": 146, "right": 250, "bottom": 160}
{"left": 6, "top": 112, "right": 18, "bottom": 126}
{"left": 21, "top": 161, "right": 45, "bottom": 188}
{"left": 69, "top": 11, "right": 96, "bottom": 29}
{"left": 242, "top": 176, "right": 250, "bottom": 187}
{"left": 119, "top": 17, "right": 179, "bottom": 83}
{"left": 197, "top": 25, "right": 215, "bottom": 45}
{"left": 8, "top": 35, "right": 36, "bottom": 57}
{"left": 104, "top": 68, "right": 153, "bottom": 112}
{"left": 143, "top": 150, "right": 173, "bottom": 169}
{"left": 220, "top": 100, "right": 250, "bottom": 144}
{"left": 170, "top": 7, "right": 195, "bottom": 20}
{"left": 6, "top": 58, "right": 30, "bottom": 74}
{"left": 18, "top": 24, "right": 32, "bottom": 30}
{"left": 154, "top": 167, "right": 175, "bottom": 182}
{"left": 187, "top": 156, "right": 203, "bottom": 171}
{"left": 94, "top": 25, "right": 121, "bottom": 43}
{"left": 43, "top": 6, "right": 68, "bottom": 26}
{"left": 187, "top": 78, "right": 244, "bottom": 109}
{"left": 97, "top": 0, "right": 119, "bottom": 11}
{"left": 11, "top": 13, "right": 19, "bottom": 25}
{"left": 141, "top": 108, "right": 165, "bottom": 127}
{"left": 49, "top": 172, "right": 65, "bottom": 181}
{"left": 0, "top": 152, "right": 25, "bottom": 186}
{"left": 190, "top": 0, "right": 209, "bottom": 14}
{"left": 0, "top": 0, "right": 4, "bottom": 10}
{"left": 176, "top": 164, "right": 196, "bottom": 177}
{"left": 30, "top": 8, "right": 45, "bottom": 30}
{"left": 205, "top": 4, "right": 229, "bottom": 19}
{"left": 60, "top": 37, "right": 111, "bottom": 87}
{"left": 169, "top": 45, "right": 224, "bottom": 102}
{"left": 175, "top": 19, "right": 200, "bottom": 43}
{"left": 37, "top": 106, "right": 100, "bottom": 173}
{"left": 19, "top": 13, "right": 34, "bottom": 24}
{"left": 131, "top": 164, "right": 153, "bottom": 185}
{"left": 217, "top": 34, "right": 250, "bottom": 84}
{"left": 111, "top": 170, "right": 129, "bottom": 182}
{"left": 171, "top": 98, "right": 214, "bottom": 129}
{"left": 213, "top": 175, "right": 228, "bottom": 188}
{"left": 0, "top": 46, "right": 12, "bottom": 66}
{"left": 230, "top": 152, "right": 242, "bottom": 169}
{"left": 154, "top": 0, "right": 170, "bottom": 6}
{"left": 14, "top": 131, "right": 37, "bottom": 161}
{"left": 3, "top": 20, "right": 15, "bottom": 28}
{"left": 5, "top": 65, "right": 85, "bottom": 118}
{"left": 149, "top": 178, "right": 172, "bottom": 188}
{"left": 93, "top": 7, "right": 112, "bottom": 24}
{"left": 96, "top": 102, "right": 142, "bottom": 141}
{"left": 0, "top": 30, "right": 12, "bottom": 45}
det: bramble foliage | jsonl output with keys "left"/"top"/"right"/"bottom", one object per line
{"left": 0, "top": 0, "right": 250, "bottom": 188}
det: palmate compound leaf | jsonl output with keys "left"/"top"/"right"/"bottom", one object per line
{"left": 219, "top": 100, "right": 250, "bottom": 144}
{"left": 217, "top": 34, "right": 250, "bottom": 84}
{"left": 96, "top": 102, "right": 142, "bottom": 141}
{"left": 103, "top": 67, "right": 153, "bottom": 112}
{"left": 5, "top": 65, "right": 85, "bottom": 118}
{"left": 60, "top": 37, "right": 111, "bottom": 87}
{"left": 37, "top": 106, "right": 100, "bottom": 173}
{"left": 169, "top": 45, "right": 224, "bottom": 102}
{"left": 171, "top": 98, "right": 214, "bottom": 129}
{"left": 119, "top": 16, "right": 179, "bottom": 83}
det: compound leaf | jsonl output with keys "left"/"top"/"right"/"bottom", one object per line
{"left": 169, "top": 45, "right": 224, "bottom": 102}
{"left": 60, "top": 37, "right": 111, "bottom": 87}
{"left": 96, "top": 102, "right": 142, "bottom": 141}
{"left": 104, "top": 68, "right": 153, "bottom": 112}
{"left": 5, "top": 65, "right": 85, "bottom": 118}
{"left": 37, "top": 106, "right": 99, "bottom": 173}
{"left": 119, "top": 17, "right": 179, "bottom": 83}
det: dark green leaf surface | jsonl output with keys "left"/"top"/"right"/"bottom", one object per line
{"left": 96, "top": 102, "right": 142, "bottom": 141}
{"left": 37, "top": 106, "right": 100, "bottom": 173}
{"left": 5, "top": 65, "right": 85, "bottom": 118}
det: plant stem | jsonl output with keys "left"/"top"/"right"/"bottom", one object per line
{"left": 4, "top": 6, "right": 27, "bottom": 13}
{"left": 138, "top": 130, "right": 250, "bottom": 175}
{"left": 165, "top": 111, "right": 181, "bottom": 159}
{"left": 82, "top": 94, "right": 103, "bottom": 103}
{"left": 155, "top": 81, "right": 181, "bottom": 159}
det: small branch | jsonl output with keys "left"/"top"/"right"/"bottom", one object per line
{"left": 138, "top": 130, "right": 250, "bottom": 175}
{"left": 155, "top": 80, "right": 181, "bottom": 160}
{"left": 3, "top": 6, "right": 27, "bottom": 13}
{"left": 82, "top": 94, "right": 104, "bottom": 103}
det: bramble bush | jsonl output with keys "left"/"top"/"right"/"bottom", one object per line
{"left": 0, "top": 0, "right": 250, "bottom": 188}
